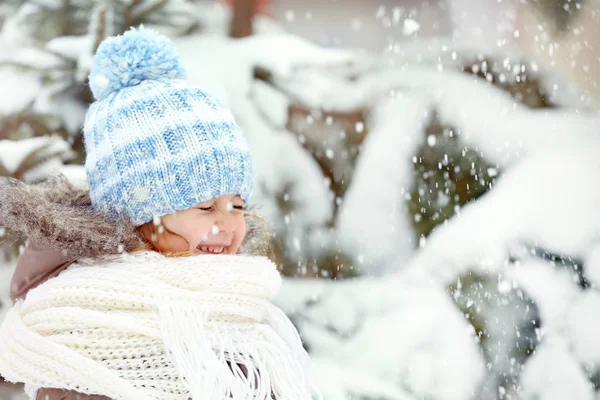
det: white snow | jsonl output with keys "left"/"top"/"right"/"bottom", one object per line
{"left": 566, "top": 291, "right": 600, "bottom": 368}
{"left": 272, "top": 67, "right": 366, "bottom": 112}
{"left": 0, "top": 66, "right": 44, "bottom": 115}
{"left": 21, "top": 157, "right": 65, "bottom": 182}
{"left": 175, "top": 32, "right": 354, "bottom": 109}
{"left": 241, "top": 104, "right": 334, "bottom": 238}
{"left": 399, "top": 143, "right": 600, "bottom": 285}
{"left": 0, "top": 45, "right": 67, "bottom": 69}
{"left": 56, "top": 164, "right": 88, "bottom": 189}
{"left": 233, "top": 33, "right": 354, "bottom": 79}
{"left": 33, "top": 87, "right": 88, "bottom": 135}
{"left": 336, "top": 95, "right": 428, "bottom": 273}
{"left": 585, "top": 244, "right": 600, "bottom": 289}
{"left": 276, "top": 276, "right": 485, "bottom": 400}
{"left": 0, "top": 136, "right": 73, "bottom": 178}
{"left": 520, "top": 337, "right": 595, "bottom": 400}
{"left": 402, "top": 19, "right": 420, "bottom": 36}
{"left": 333, "top": 282, "right": 483, "bottom": 400}
{"left": 251, "top": 80, "right": 290, "bottom": 128}
{"left": 310, "top": 355, "right": 417, "bottom": 400}
{"left": 45, "top": 35, "right": 90, "bottom": 62}
{"left": 355, "top": 67, "right": 600, "bottom": 168}
{"left": 44, "top": 31, "right": 94, "bottom": 84}
{"left": 379, "top": 37, "right": 590, "bottom": 110}
{"left": 0, "top": 3, "right": 41, "bottom": 44}
{"left": 506, "top": 260, "right": 581, "bottom": 335}
{"left": 28, "top": 0, "right": 61, "bottom": 8}
{"left": 54, "top": 93, "right": 88, "bottom": 135}
{"left": 173, "top": 35, "right": 236, "bottom": 107}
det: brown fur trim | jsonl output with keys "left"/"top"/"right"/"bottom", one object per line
{"left": 0, "top": 176, "right": 142, "bottom": 258}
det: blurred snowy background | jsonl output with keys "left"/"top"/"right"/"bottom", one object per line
{"left": 1, "top": 0, "right": 600, "bottom": 399}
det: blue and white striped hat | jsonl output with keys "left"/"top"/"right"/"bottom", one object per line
{"left": 84, "top": 27, "right": 253, "bottom": 226}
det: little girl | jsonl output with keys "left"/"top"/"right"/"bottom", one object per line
{"left": 0, "top": 28, "right": 315, "bottom": 400}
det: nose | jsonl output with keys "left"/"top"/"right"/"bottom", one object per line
{"left": 215, "top": 209, "right": 237, "bottom": 234}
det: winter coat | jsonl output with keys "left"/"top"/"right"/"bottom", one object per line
{"left": 0, "top": 177, "right": 142, "bottom": 399}
{"left": 13, "top": 243, "right": 115, "bottom": 400}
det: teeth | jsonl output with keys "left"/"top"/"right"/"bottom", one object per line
{"left": 198, "top": 246, "right": 224, "bottom": 254}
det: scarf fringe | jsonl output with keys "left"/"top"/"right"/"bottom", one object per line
{"left": 159, "top": 298, "right": 317, "bottom": 400}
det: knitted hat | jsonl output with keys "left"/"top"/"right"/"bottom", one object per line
{"left": 84, "top": 27, "right": 253, "bottom": 226}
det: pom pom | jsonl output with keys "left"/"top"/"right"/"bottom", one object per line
{"left": 89, "top": 27, "right": 186, "bottom": 101}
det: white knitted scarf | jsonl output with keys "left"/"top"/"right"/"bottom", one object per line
{"left": 0, "top": 251, "right": 317, "bottom": 400}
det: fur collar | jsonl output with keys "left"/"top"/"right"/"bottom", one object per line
{"left": 0, "top": 176, "right": 143, "bottom": 259}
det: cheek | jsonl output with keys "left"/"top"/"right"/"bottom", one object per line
{"left": 231, "top": 216, "right": 247, "bottom": 249}
{"left": 158, "top": 231, "right": 188, "bottom": 253}
{"left": 162, "top": 214, "right": 213, "bottom": 248}
{"left": 180, "top": 218, "right": 213, "bottom": 241}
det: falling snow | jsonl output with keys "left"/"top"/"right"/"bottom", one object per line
{"left": 2, "top": 1, "right": 600, "bottom": 400}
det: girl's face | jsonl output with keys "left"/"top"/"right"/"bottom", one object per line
{"left": 158, "top": 194, "right": 246, "bottom": 255}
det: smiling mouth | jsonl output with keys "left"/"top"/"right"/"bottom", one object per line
{"left": 196, "top": 245, "right": 227, "bottom": 254}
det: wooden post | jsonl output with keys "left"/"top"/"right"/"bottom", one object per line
{"left": 229, "top": 0, "right": 256, "bottom": 38}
